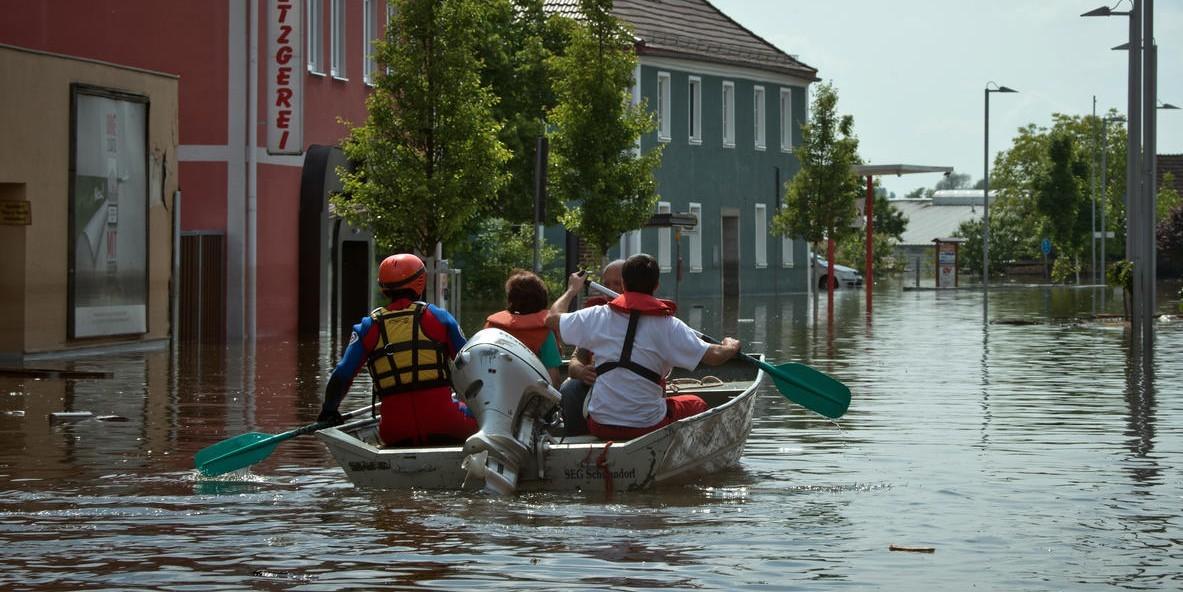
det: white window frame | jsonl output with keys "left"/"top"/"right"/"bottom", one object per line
{"left": 780, "top": 88, "right": 793, "bottom": 152}
{"left": 620, "top": 230, "right": 642, "bottom": 258}
{"left": 722, "top": 81, "right": 735, "bottom": 148}
{"left": 363, "top": 0, "right": 378, "bottom": 85}
{"left": 688, "top": 76, "right": 702, "bottom": 145}
{"left": 307, "top": 0, "right": 324, "bottom": 74}
{"left": 330, "top": 0, "right": 347, "bottom": 79}
{"left": 753, "top": 85, "right": 766, "bottom": 150}
{"left": 656, "top": 71, "right": 671, "bottom": 142}
{"left": 657, "top": 201, "right": 672, "bottom": 272}
{"left": 782, "top": 235, "right": 795, "bottom": 268}
{"left": 755, "top": 203, "right": 768, "bottom": 268}
{"left": 688, "top": 202, "right": 703, "bottom": 272}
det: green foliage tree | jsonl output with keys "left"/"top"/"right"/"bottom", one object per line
{"left": 986, "top": 112, "right": 1127, "bottom": 269}
{"left": 1033, "top": 133, "right": 1089, "bottom": 282}
{"left": 1157, "top": 171, "right": 1181, "bottom": 222}
{"left": 335, "top": 0, "right": 510, "bottom": 255}
{"left": 837, "top": 188, "right": 908, "bottom": 272}
{"left": 450, "top": 218, "right": 562, "bottom": 301}
{"left": 771, "top": 82, "right": 862, "bottom": 259}
{"left": 549, "top": 0, "right": 664, "bottom": 257}
{"left": 478, "top": 0, "right": 571, "bottom": 223}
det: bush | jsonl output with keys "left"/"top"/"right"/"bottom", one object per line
{"left": 1051, "top": 256, "right": 1079, "bottom": 284}
{"left": 450, "top": 218, "right": 562, "bottom": 302}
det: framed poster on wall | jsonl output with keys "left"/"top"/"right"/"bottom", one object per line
{"left": 68, "top": 84, "right": 149, "bottom": 338}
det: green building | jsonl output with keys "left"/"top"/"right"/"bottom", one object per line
{"left": 548, "top": 0, "right": 818, "bottom": 303}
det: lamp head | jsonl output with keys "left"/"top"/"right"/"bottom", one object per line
{"left": 1081, "top": 6, "right": 1112, "bottom": 17}
{"left": 1159, "top": 102, "right": 1181, "bottom": 110}
{"left": 997, "top": 86, "right": 1018, "bottom": 93}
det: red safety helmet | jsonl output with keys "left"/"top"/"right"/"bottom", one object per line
{"left": 378, "top": 253, "right": 426, "bottom": 297}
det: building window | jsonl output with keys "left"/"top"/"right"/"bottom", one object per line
{"left": 307, "top": 0, "right": 323, "bottom": 74}
{"left": 656, "top": 71, "right": 671, "bottom": 142}
{"left": 620, "top": 230, "right": 641, "bottom": 258}
{"left": 780, "top": 88, "right": 793, "bottom": 152}
{"left": 330, "top": 0, "right": 346, "bottom": 78}
{"left": 688, "top": 76, "right": 702, "bottom": 145}
{"left": 755, "top": 203, "right": 768, "bottom": 268}
{"left": 688, "top": 202, "right": 703, "bottom": 272}
{"left": 782, "top": 235, "right": 795, "bottom": 268}
{"left": 657, "top": 202, "right": 672, "bottom": 272}
{"left": 754, "top": 85, "right": 766, "bottom": 150}
{"left": 722, "top": 81, "right": 735, "bottom": 148}
{"left": 363, "top": 0, "right": 378, "bottom": 85}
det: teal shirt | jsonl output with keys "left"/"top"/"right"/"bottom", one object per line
{"left": 539, "top": 332, "right": 562, "bottom": 369}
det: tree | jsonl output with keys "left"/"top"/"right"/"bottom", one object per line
{"left": 549, "top": 0, "right": 664, "bottom": 257}
{"left": 335, "top": 0, "right": 510, "bottom": 255}
{"left": 837, "top": 187, "right": 908, "bottom": 272}
{"left": 935, "top": 172, "right": 973, "bottom": 191}
{"left": 1033, "top": 132, "right": 1089, "bottom": 282}
{"left": 771, "top": 82, "right": 862, "bottom": 257}
{"left": 477, "top": 0, "right": 571, "bottom": 224}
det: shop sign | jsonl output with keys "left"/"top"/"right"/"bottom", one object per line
{"left": 267, "top": 0, "right": 303, "bottom": 154}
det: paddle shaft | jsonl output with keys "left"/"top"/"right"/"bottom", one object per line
{"left": 196, "top": 404, "right": 374, "bottom": 475}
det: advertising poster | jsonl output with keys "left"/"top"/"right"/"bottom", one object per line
{"left": 70, "top": 88, "right": 148, "bottom": 338}
{"left": 937, "top": 242, "right": 957, "bottom": 289}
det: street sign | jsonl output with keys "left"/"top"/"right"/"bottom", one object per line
{"left": 1093, "top": 231, "right": 1115, "bottom": 239}
{"left": 1040, "top": 238, "right": 1052, "bottom": 255}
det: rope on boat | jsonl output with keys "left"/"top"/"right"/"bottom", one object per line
{"left": 596, "top": 441, "right": 615, "bottom": 497}
{"left": 664, "top": 375, "right": 724, "bottom": 393}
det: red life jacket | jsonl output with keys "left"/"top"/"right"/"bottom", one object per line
{"left": 484, "top": 310, "right": 551, "bottom": 354}
{"left": 583, "top": 295, "right": 610, "bottom": 308}
{"left": 596, "top": 292, "right": 677, "bottom": 385}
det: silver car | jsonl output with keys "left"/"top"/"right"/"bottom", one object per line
{"left": 813, "top": 254, "right": 863, "bottom": 289}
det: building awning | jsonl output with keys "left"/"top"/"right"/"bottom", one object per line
{"left": 853, "top": 164, "right": 954, "bottom": 176}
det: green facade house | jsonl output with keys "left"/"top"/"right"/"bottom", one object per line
{"left": 547, "top": 0, "right": 819, "bottom": 304}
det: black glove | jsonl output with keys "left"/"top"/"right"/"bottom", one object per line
{"left": 317, "top": 407, "right": 344, "bottom": 427}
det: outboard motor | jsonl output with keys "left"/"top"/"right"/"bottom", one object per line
{"left": 451, "top": 328, "right": 561, "bottom": 495}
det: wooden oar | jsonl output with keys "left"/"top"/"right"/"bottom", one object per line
{"left": 195, "top": 405, "right": 374, "bottom": 476}
{"left": 587, "top": 281, "right": 850, "bottom": 419}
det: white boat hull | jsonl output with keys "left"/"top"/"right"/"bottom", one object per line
{"left": 316, "top": 357, "right": 764, "bottom": 492}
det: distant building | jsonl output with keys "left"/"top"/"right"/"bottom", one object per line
{"left": 892, "top": 190, "right": 996, "bottom": 276}
{"left": 1159, "top": 154, "right": 1183, "bottom": 197}
{"left": 546, "top": 0, "right": 819, "bottom": 302}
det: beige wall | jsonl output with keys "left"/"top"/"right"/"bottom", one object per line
{"left": 0, "top": 45, "right": 178, "bottom": 356}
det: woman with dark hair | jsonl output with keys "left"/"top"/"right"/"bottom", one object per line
{"left": 484, "top": 270, "right": 563, "bottom": 386}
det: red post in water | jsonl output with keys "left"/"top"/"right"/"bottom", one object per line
{"left": 865, "top": 175, "right": 874, "bottom": 316}
{"left": 827, "top": 237, "right": 836, "bottom": 326}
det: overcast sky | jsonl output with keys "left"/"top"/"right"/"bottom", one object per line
{"left": 711, "top": 0, "right": 1183, "bottom": 198}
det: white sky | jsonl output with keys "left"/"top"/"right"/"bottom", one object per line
{"left": 711, "top": 0, "right": 1183, "bottom": 198}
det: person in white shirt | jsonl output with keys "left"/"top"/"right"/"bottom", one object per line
{"left": 546, "top": 254, "right": 741, "bottom": 440}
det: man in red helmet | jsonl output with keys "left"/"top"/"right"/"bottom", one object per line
{"left": 318, "top": 253, "right": 476, "bottom": 446}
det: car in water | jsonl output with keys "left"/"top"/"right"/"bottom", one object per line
{"left": 813, "top": 254, "right": 863, "bottom": 289}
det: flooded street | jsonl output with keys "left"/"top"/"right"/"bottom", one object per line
{"left": 2, "top": 281, "right": 1181, "bottom": 590}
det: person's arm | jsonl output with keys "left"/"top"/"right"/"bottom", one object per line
{"left": 700, "top": 337, "right": 741, "bottom": 366}
{"left": 422, "top": 304, "right": 466, "bottom": 358}
{"left": 568, "top": 347, "right": 597, "bottom": 385}
{"left": 545, "top": 271, "right": 586, "bottom": 343}
{"left": 538, "top": 332, "right": 564, "bottom": 388}
{"left": 319, "top": 317, "right": 375, "bottom": 424}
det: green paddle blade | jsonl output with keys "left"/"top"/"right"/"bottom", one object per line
{"left": 195, "top": 432, "right": 284, "bottom": 477}
{"left": 753, "top": 357, "right": 851, "bottom": 419}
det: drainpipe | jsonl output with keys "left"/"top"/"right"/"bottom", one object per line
{"left": 246, "top": 0, "right": 259, "bottom": 340}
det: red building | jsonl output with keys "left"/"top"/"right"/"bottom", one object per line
{"left": 0, "top": 0, "right": 387, "bottom": 343}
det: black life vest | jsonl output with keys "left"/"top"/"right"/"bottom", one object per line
{"left": 594, "top": 293, "right": 677, "bottom": 386}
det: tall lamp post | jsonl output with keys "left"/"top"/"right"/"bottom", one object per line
{"left": 983, "top": 82, "right": 1018, "bottom": 323}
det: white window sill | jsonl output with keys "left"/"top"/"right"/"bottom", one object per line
{"left": 658, "top": 134, "right": 671, "bottom": 143}
{"left": 755, "top": 264, "right": 768, "bottom": 269}
{"left": 689, "top": 138, "right": 703, "bottom": 146}
{"left": 723, "top": 142, "right": 735, "bottom": 149}
{"left": 660, "top": 266, "right": 672, "bottom": 273}
{"left": 755, "top": 144, "right": 766, "bottom": 151}
{"left": 780, "top": 146, "right": 793, "bottom": 153}
{"left": 690, "top": 266, "right": 703, "bottom": 273}
{"left": 332, "top": 74, "right": 349, "bottom": 82}
{"left": 308, "top": 69, "right": 326, "bottom": 77}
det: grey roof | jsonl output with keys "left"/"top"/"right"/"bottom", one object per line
{"left": 892, "top": 191, "right": 998, "bottom": 247}
{"left": 544, "top": 0, "right": 818, "bottom": 80}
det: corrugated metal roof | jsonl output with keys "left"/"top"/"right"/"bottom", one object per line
{"left": 543, "top": 0, "right": 818, "bottom": 80}
{"left": 892, "top": 198, "right": 984, "bottom": 247}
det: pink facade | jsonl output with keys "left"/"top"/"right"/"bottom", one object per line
{"left": 0, "top": 0, "right": 383, "bottom": 340}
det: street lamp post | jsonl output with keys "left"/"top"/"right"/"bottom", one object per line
{"left": 983, "top": 82, "right": 1018, "bottom": 323}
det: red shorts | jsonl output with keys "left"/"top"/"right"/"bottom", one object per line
{"left": 378, "top": 386, "right": 478, "bottom": 447}
{"left": 586, "top": 394, "right": 707, "bottom": 441}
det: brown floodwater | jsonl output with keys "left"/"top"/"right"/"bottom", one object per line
{"left": 1, "top": 278, "right": 1181, "bottom": 590}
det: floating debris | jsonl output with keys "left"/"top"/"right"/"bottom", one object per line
{"left": 96, "top": 415, "right": 129, "bottom": 422}
{"left": 48, "top": 411, "right": 94, "bottom": 423}
{"left": 889, "top": 544, "right": 935, "bottom": 553}
{"left": 252, "top": 570, "right": 316, "bottom": 582}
